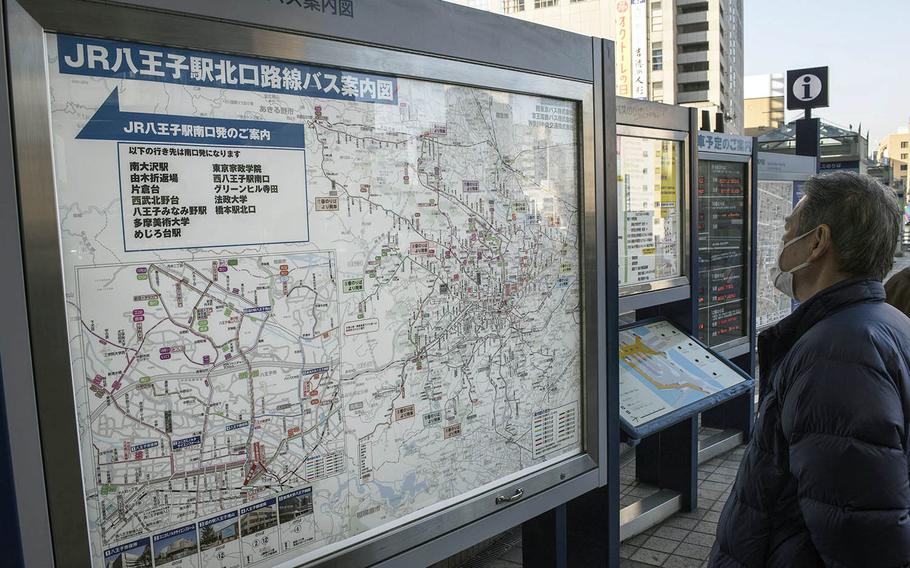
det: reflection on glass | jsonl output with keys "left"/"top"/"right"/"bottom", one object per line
{"left": 756, "top": 180, "right": 795, "bottom": 329}
{"left": 618, "top": 136, "right": 683, "bottom": 294}
{"left": 697, "top": 161, "right": 747, "bottom": 347}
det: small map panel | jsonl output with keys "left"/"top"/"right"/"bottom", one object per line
{"left": 618, "top": 136, "right": 683, "bottom": 292}
{"left": 619, "top": 320, "right": 748, "bottom": 427}
{"left": 756, "top": 180, "right": 795, "bottom": 329}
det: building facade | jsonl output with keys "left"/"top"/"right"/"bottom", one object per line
{"left": 878, "top": 125, "right": 910, "bottom": 193}
{"left": 743, "top": 73, "right": 784, "bottom": 137}
{"left": 445, "top": 0, "right": 744, "bottom": 133}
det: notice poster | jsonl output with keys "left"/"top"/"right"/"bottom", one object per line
{"left": 756, "top": 180, "right": 795, "bottom": 329}
{"left": 47, "top": 33, "right": 584, "bottom": 566}
{"left": 618, "top": 136, "right": 683, "bottom": 292}
{"left": 697, "top": 161, "right": 748, "bottom": 347}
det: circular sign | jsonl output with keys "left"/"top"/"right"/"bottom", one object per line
{"left": 792, "top": 74, "right": 823, "bottom": 102}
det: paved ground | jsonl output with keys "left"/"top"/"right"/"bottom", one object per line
{"left": 440, "top": 443, "right": 746, "bottom": 568}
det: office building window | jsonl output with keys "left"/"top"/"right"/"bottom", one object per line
{"left": 503, "top": 0, "right": 525, "bottom": 12}
{"left": 678, "top": 61, "right": 709, "bottom": 72}
{"left": 534, "top": 0, "right": 558, "bottom": 7}
{"left": 679, "top": 81, "right": 709, "bottom": 93}
{"left": 902, "top": 164, "right": 908, "bottom": 172}
{"left": 678, "top": 2, "right": 708, "bottom": 14}
{"left": 902, "top": 141, "right": 909, "bottom": 148}
{"left": 678, "top": 22, "right": 710, "bottom": 34}
{"left": 652, "top": 44, "right": 663, "bottom": 71}
{"left": 902, "top": 153, "right": 909, "bottom": 160}
{"left": 651, "top": 3, "right": 663, "bottom": 32}
{"left": 652, "top": 81, "right": 664, "bottom": 102}
{"left": 680, "top": 42, "right": 709, "bottom": 53}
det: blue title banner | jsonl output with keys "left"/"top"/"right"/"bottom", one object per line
{"left": 78, "top": 90, "right": 306, "bottom": 149}
{"left": 57, "top": 34, "right": 398, "bottom": 105}
{"left": 697, "top": 131, "right": 754, "bottom": 156}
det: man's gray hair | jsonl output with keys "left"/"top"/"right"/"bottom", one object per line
{"left": 796, "top": 172, "right": 901, "bottom": 281}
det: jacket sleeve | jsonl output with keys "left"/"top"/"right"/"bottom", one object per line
{"left": 781, "top": 358, "right": 910, "bottom": 568}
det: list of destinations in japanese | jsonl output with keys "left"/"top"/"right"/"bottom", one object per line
{"left": 47, "top": 33, "right": 584, "bottom": 567}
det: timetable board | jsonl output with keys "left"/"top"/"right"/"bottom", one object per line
{"left": 619, "top": 320, "right": 749, "bottom": 430}
{"left": 697, "top": 161, "right": 748, "bottom": 347}
{"left": 44, "top": 32, "right": 585, "bottom": 567}
{"left": 618, "top": 136, "right": 684, "bottom": 292}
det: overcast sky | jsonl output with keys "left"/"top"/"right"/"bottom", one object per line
{"left": 744, "top": 0, "right": 910, "bottom": 150}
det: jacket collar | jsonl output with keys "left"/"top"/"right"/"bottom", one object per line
{"left": 758, "top": 277, "right": 885, "bottom": 397}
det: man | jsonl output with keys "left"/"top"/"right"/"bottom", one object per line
{"left": 711, "top": 172, "right": 910, "bottom": 567}
{"left": 886, "top": 266, "right": 910, "bottom": 317}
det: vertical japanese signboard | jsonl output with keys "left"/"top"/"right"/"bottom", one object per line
{"left": 630, "top": 0, "right": 648, "bottom": 100}
{"left": 615, "top": 0, "right": 633, "bottom": 98}
{"left": 45, "top": 32, "right": 584, "bottom": 567}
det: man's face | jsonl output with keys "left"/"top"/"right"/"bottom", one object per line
{"left": 780, "top": 197, "right": 815, "bottom": 273}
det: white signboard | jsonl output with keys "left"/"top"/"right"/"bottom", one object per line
{"left": 47, "top": 33, "right": 583, "bottom": 566}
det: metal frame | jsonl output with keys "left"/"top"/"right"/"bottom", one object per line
{"left": 0, "top": 1, "right": 611, "bottom": 566}
{"left": 615, "top": 115, "right": 694, "bottom": 311}
{"left": 697, "top": 151, "right": 754, "bottom": 355}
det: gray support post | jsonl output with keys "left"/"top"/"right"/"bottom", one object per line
{"left": 0, "top": 2, "right": 56, "bottom": 566}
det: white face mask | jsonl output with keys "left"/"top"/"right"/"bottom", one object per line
{"left": 770, "top": 228, "right": 816, "bottom": 300}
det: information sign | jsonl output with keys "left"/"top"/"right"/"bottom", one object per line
{"left": 786, "top": 66, "right": 829, "bottom": 111}
{"left": 46, "top": 33, "right": 584, "bottom": 566}
{"left": 619, "top": 320, "right": 749, "bottom": 430}
{"left": 697, "top": 161, "right": 748, "bottom": 347}
{"left": 618, "top": 136, "right": 683, "bottom": 292}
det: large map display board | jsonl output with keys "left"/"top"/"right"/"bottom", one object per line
{"left": 46, "top": 34, "right": 583, "bottom": 567}
{"left": 618, "top": 136, "right": 683, "bottom": 291}
{"left": 697, "top": 161, "right": 748, "bottom": 348}
{"left": 756, "top": 180, "right": 795, "bottom": 329}
{"left": 619, "top": 320, "right": 748, "bottom": 428}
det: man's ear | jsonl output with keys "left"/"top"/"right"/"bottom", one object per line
{"left": 806, "top": 224, "right": 832, "bottom": 262}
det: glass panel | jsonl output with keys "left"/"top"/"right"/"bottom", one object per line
{"left": 697, "top": 160, "right": 748, "bottom": 347}
{"left": 45, "top": 32, "right": 583, "bottom": 566}
{"left": 618, "top": 136, "right": 684, "bottom": 293}
{"left": 755, "top": 180, "right": 794, "bottom": 329}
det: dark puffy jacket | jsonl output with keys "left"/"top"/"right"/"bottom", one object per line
{"left": 710, "top": 278, "right": 910, "bottom": 568}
